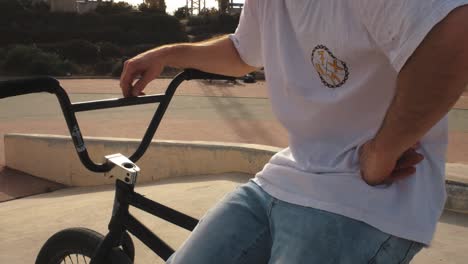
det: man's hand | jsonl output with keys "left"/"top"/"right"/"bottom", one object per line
{"left": 119, "top": 36, "right": 257, "bottom": 98}
{"left": 120, "top": 49, "right": 165, "bottom": 97}
{"left": 359, "top": 140, "right": 424, "bottom": 186}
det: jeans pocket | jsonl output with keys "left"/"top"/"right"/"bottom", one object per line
{"left": 368, "top": 236, "right": 423, "bottom": 264}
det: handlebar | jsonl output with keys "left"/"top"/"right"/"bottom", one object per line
{"left": 0, "top": 76, "right": 61, "bottom": 99}
{"left": 0, "top": 69, "right": 236, "bottom": 172}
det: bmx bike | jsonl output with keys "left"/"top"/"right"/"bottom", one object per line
{"left": 0, "top": 69, "right": 236, "bottom": 264}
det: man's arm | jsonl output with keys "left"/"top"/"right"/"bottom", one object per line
{"left": 120, "top": 35, "right": 257, "bottom": 97}
{"left": 360, "top": 5, "right": 468, "bottom": 185}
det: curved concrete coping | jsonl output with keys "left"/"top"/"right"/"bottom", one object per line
{"left": 4, "top": 133, "right": 468, "bottom": 213}
{"left": 4, "top": 133, "right": 280, "bottom": 187}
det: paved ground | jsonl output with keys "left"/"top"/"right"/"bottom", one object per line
{"left": 2, "top": 78, "right": 468, "bottom": 263}
{"left": 2, "top": 78, "right": 468, "bottom": 166}
{"left": 0, "top": 78, "right": 287, "bottom": 201}
{"left": 1, "top": 173, "right": 467, "bottom": 264}
{"left": 0, "top": 168, "right": 63, "bottom": 202}
{"left": 2, "top": 78, "right": 468, "bottom": 202}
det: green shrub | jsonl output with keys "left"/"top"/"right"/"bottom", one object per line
{"left": 199, "top": 8, "right": 218, "bottom": 16}
{"left": 122, "top": 44, "right": 156, "bottom": 57}
{"left": 174, "top": 7, "right": 189, "bottom": 19}
{"left": 3, "top": 45, "right": 76, "bottom": 76}
{"left": 186, "top": 15, "right": 210, "bottom": 26}
{"left": 0, "top": 0, "right": 25, "bottom": 14}
{"left": 31, "top": 1, "right": 50, "bottom": 12}
{"left": 60, "top": 39, "right": 99, "bottom": 64}
{"left": 186, "top": 24, "right": 215, "bottom": 35}
{"left": 0, "top": 12, "right": 187, "bottom": 46}
{"left": 94, "top": 59, "right": 119, "bottom": 75}
{"left": 138, "top": 3, "right": 166, "bottom": 14}
{"left": 95, "top": 1, "right": 134, "bottom": 14}
{"left": 38, "top": 40, "right": 99, "bottom": 64}
{"left": 111, "top": 59, "right": 125, "bottom": 77}
{"left": 216, "top": 13, "right": 240, "bottom": 33}
{"left": 186, "top": 13, "right": 239, "bottom": 34}
{"left": 98, "top": 42, "right": 122, "bottom": 59}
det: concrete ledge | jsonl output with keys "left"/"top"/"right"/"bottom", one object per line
{"left": 445, "top": 164, "right": 468, "bottom": 213}
{"left": 4, "top": 133, "right": 468, "bottom": 213}
{"left": 5, "top": 134, "right": 280, "bottom": 187}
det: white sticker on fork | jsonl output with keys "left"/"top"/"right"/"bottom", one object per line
{"left": 71, "top": 125, "right": 86, "bottom": 152}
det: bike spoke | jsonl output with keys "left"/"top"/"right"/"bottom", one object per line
{"left": 59, "top": 253, "right": 90, "bottom": 264}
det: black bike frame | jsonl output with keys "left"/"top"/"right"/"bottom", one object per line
{"left": 0, "top": 69, "right": 237, "bottom": 262}
{"left": 91, "top": 180, "right": 199, "bottom": 263}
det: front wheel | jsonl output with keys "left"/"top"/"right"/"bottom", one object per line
{"left": 35, "top": 227, "right": 132, "bottom": 264}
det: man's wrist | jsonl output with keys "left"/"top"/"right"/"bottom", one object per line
{"left": 157, "top": 44, "right": 194, "bottom": 69}
{"left": 151, "top": 45, "right": 175, "bottom": 68}
{"left": 370, "top": 136, "right": 407, "bottom": 162}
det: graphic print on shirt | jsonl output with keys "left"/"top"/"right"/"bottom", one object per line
{"left": 311, "top": 45, "right": 349, "bottom": 88}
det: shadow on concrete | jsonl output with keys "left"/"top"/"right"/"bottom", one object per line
{"left": 153, "top": 172, "right": 251, "bottom": 185}
{"left": 26, "top": 172, "right": 251, "bottom": 200}
{"left": 0, "top": 166, "right": 64, "bottom": 202}
{"left": 202, "top": 79, "right": 243, "bottom": 89}
{"left": 199, "top": 80, "right": 281, "bottom": 146}
{"left": 439, "top": 210, "right": 468, "bottom": 228}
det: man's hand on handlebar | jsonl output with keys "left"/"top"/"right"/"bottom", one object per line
{"left": 120, "top": 49, "right": 165, "bottom": 97}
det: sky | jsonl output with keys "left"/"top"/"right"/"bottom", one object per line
{"left": 123, "top": 0, "right": 244, "bottom": 14}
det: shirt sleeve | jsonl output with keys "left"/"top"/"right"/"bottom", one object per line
{"left": 352, "top": 0, "right": 468, "bottom": 72}
{"left": 229, "top": 0, "right": 263, "bottom": 68}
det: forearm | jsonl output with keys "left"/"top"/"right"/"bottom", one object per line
{"left": 158, "top": 35, "right": 256, "bottom": 77}
{"left": 373, "top": 7, "right": 468, "bottom": 157}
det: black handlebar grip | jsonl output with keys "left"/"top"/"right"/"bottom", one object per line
{"left": 184, "top": 69, "right": 237, "bottom": 81}
{"left": 0, "top": 76, "right": 60, "bottom": 99}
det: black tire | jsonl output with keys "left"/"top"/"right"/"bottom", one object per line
{"left": 120, "top": 231, "right": 135, "bottom": 262}
{"left": 36, "top": 227, "right": 132, "bottom": 264}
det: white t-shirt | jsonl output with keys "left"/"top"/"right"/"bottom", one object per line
{"left": 230, "top": 0, "right": 468, "bottom": 245}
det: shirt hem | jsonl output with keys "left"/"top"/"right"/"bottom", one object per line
{"left": 253, "top": 177, "right": 435, "bottom": 245}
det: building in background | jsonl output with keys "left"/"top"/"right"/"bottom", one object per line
{"left": 185, "top": 0, "right": 243, "bottom": 15}
{"left": 48, "top": 0, "right": 107, "bottom": 14}
{"left": 218, "top": 0, "right": 243, "bottom": 14}
{"left": 76, "top": 0, "right": 100, "bottom": 13}
{"left": 49, "top": 0, "right": 76, "bottom": 12}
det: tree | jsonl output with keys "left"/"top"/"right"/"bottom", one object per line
{"left": 142, "top": 0, "right": 166, "bottom": 13}
{"left": 95, "top": 1, "right": 134, "bottom": 14}
{"left": 217, "top": 0, "right": 229, "bottom": 14}
{"left": 174, "top": 6, "right": 189, "bottom": 19}
{"left": 0, "top": 0, "right": 25, "bottom": 13}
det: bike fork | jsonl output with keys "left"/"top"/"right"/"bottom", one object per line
{"left": 91, "top": 155, "right": 138, "bottom": 264}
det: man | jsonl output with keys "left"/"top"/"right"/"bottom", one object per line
{"left": 120, "top": 1, "right": 468, "bottom": 263}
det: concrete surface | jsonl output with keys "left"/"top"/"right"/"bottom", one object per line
{"left": 4, "top": 134, "right": 279, "bottom": 186}
{"left": 0, "top": 78, "right": 287, "bottom": 201}
{"left": 1, "top": 78, "right": 468, "bottom": 263}
{"left": 1, "top": 78, "right": 468, "bottom": 201}
{"left": 0, "top": 167, "right": 63, "bottom": 202}
{"left": 0, "top": 173, "right": 467, "bottom": 264}
{"left": 3, "top": 78, "right": 468, "bottom": 166}
{"left": 0, "top": 173, "right": 251, "bottom": 264}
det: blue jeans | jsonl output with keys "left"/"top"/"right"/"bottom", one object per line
{"left": 167, "top": 181, "right": 423, "bottom": 264}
